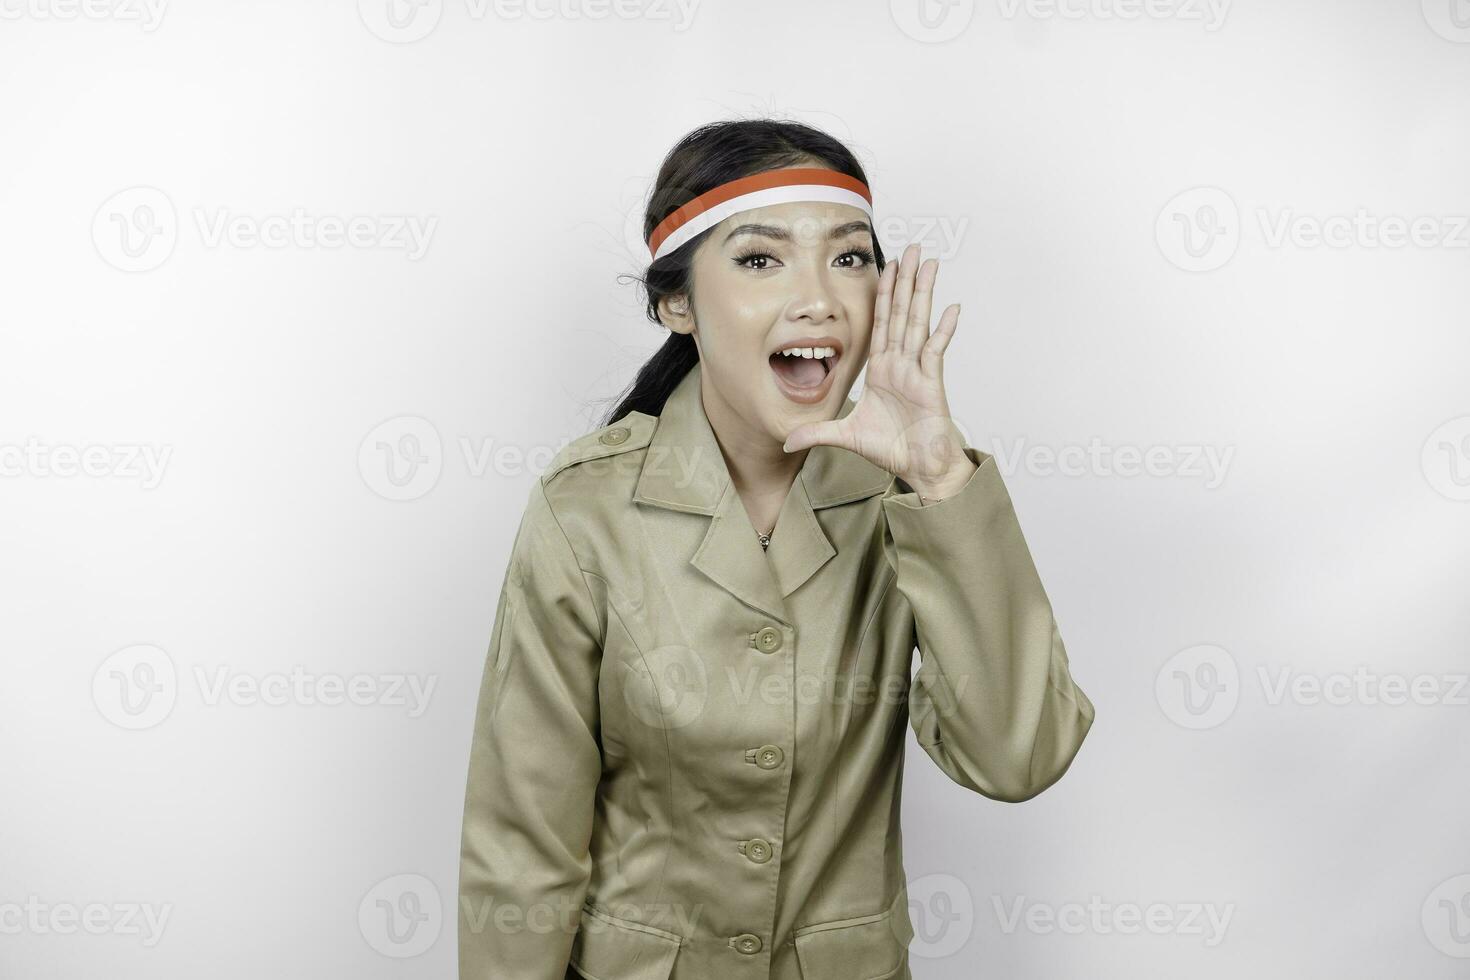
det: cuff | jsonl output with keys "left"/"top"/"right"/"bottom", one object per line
{"left": 881, "top": 448, "right": 1016, "bottom": 560}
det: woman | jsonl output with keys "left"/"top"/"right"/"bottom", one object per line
{"left": 458, "top": 119, "right": 1096, "bottom": 980}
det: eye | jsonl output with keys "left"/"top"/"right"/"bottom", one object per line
{"left": 732, "top": 248, "right": 780, "bottom": 271}
{"left": 836, "top": 247, "right": 877, "bottom": 270}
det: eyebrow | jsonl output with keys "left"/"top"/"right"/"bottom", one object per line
{"left": 722, "top": 220, "right": 873, "bottom": 246}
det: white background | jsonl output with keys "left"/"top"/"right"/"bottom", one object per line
{"left": 2, "top": 0, "right": 1468, "bottom": 977}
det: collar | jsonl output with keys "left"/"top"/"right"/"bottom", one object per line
{"left": 631, "top": 361, "right": 893, "bottom": 623}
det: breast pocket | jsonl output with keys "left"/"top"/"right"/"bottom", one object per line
{"left": 792, "top": 886, "right": 913, "bottom": 980}
{"left": 568, "top": 902, "right": 682, "bottom": 980}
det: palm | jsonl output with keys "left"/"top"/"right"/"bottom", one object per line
{"left": 784, "top": 243, "right": 969, "bottom": 489}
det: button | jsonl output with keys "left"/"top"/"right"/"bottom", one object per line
{"left": 730, "top": 933, "right": 762, "bottom": 955}
{"left": 753, "top": 626, "right": 782, "bottom": 654}
{"left": 748, "top": 744, "right": 784, "bottom": 769}
{"left": 739, "top": 838, "right": 773, "bottom": 864}
{"left": 599, "top": 426, "right": 630, "bottom": 446}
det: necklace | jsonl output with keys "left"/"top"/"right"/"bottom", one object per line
{"left": 756, "top": 527, "right": 773, "bottom": 550}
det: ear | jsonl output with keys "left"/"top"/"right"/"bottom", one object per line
{"left": 659, "top": 294, "right": 695, "bottom": 336}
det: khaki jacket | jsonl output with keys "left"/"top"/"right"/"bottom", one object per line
{"left": 459, "top": 361, "right": 1095, "bottom": 980}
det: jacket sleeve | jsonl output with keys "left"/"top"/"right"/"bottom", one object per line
{"left": 459, "top": 478, "right": 603, "bottom": 979}
{"left": 881, "top": 447, "right": 1095, "bottom": 803}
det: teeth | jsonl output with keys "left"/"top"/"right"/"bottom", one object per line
{"left": 778, "top": 345, "right": 837, "bottom": 359}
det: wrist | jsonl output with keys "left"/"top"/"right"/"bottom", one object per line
{"left": 898, "top": 457, "right": 978, "bottom": 503}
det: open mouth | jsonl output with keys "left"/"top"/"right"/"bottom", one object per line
{"left": 768, "top": 338, "right": 842, "bottom": 404}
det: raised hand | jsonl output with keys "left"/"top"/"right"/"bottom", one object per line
{"left": 783, "top": 242, "right": 978, "bottom": 501}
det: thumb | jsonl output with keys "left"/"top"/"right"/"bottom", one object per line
{"left": 783, "top": 418, "right": 848, "bottom": 454}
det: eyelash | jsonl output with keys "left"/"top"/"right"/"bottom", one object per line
{"left": 732, "top": 246, "right": 877, "bottom": 271}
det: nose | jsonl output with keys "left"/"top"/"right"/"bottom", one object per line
{"left": 785, "top": 261, "right": 840, "bottom": 324}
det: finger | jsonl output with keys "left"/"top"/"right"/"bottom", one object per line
{"left": 889, "top": 244, "right": 919, "bottom": 354}
{"left": 782, "top": 418, "right": 849, "bottom": 454}
{"left": 871, "top": 255, "right": 898, "bottom": 356}
{"left": 920, "top": 302, "right": 960, "bottom": 378}
{"left": 905, "top": 257, "right": 938, "bottom": 357}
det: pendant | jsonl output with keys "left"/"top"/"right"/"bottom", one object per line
{"left": 757, "top": 531, "right": 771, "bottom": 550}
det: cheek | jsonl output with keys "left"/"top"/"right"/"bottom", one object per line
{"left": 733, "top": 301, "right": 771, "bottom": 328}
{"left": 845, "top": 286, "right": 876, "bottom": 331}
{"left": 695, "top": 283, "right": 777, "bottom": 351}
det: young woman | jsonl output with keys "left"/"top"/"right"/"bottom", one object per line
{"left": 458, "top": 119, "right": 1096, "bottom": 980}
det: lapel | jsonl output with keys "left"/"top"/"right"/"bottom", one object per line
{"left": 631, "top": 361, "right": 894, "bottom": 625}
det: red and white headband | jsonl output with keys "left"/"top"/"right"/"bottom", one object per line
{"left": 646, "top": 166, "right": 874, "bottom": 262}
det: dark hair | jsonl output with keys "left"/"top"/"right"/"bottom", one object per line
{"left": 598, "top": 118, "right": 885, "bottom": 427}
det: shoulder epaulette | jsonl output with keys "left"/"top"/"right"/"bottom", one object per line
{"left": 541, "top": 411, "right": 656, "bottom": 485}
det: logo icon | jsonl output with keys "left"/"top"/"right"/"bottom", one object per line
{"left": 1422, "top": 417, "right": 1470, "bottom": 501}
{"left": 890, "top": 0, "right": 976, "bottom": 43}
{"left": 623, "top": 644, "right": 708, "bottom": 730}
{"left": 1156, "top": 187, "right": 1240, "bottom": 272}
{"left": 1422, "top": 0, "right": 1470, "bottom": 41}
{"left": 93, "top": 644, "right": 178, "bottom": 730}
{"left": 359, "top": 873, "right": 442, "bottom": 957}
{"left": 1422, "top": 873, "right": 1470, "bottom": 957}
{"left": 1156, "top": 643, "right": 1239, "bottom": 729}
{"left": 359, "top": 416, "right": 443, "bottom": 501}
{"left": 93, "top": 187, "right": 177, "bottom": 272}
{"left": 358, "top": 0, "right": 443, "bottom": 42}
{"left": 905, "top": 872, "right": 974, "bottom": 959}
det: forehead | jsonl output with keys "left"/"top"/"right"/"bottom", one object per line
{"left": 712, "top": 200, "right": 873, "bottom": 244}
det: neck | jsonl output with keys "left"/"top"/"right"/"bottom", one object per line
{"left": 699, "top": 382, "right": 809, "bottom": 532}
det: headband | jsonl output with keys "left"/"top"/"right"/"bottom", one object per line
{"left": 646, "top": 166, "right": 874, "bottom": 262}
